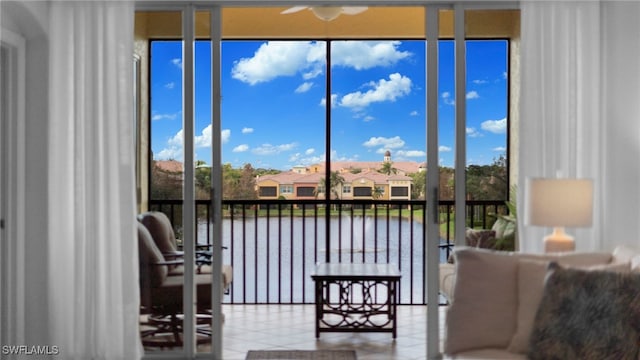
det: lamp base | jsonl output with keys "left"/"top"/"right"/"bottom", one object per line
{"left": 543, "top": 227, "right": 575, "bottom": 253}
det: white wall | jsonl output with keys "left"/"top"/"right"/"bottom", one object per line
{"left": 1, "top": 0, "right": 51, "bottom": 347}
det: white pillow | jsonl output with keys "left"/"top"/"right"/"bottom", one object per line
{"left": 507, "top": 259, "right": 549, "bottom": 353}
{"left": 444, "top": 248, "right": 519, "bottom": 354}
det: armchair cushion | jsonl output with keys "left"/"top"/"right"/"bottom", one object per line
{"left": 139, "top": 211, "right": 178, "bottom": 254}
{"left": 138, "top": 223, "right": 168, "bottom": 288}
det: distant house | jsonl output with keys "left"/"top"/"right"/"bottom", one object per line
{"left": 256, "top": 153, "right": 415, "bottom": 201}
{"left": 154, "top": 159, "right": 184, "bottom": 173}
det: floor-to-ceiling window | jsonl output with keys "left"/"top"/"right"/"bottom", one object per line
{"left": 135, "top": 5, "right": 519, "bottom": 359}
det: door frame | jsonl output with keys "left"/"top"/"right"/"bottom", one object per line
{"left": 0, "top": 27, "right": 27, "bottom": 350}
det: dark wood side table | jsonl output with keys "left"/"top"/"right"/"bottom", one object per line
{"left": 311, "top": 262, "right": 401, "bottom": 338}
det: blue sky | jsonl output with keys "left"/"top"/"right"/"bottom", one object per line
{"left": 151, "top": 39, "right": 507, "bottom": 170}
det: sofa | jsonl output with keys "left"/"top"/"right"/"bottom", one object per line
{"left": 441, "top": 245, "right": 640, "bottom": 359}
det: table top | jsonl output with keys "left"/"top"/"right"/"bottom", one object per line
{"left": 311, "top": 262, "right": 401, "bottom": 280}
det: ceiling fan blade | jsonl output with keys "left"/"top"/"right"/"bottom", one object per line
{"left": 341, "top": 6, "right": 368, "bottom": 15}
{"left": 281, "top": 6, "right": 308, "bottom": 15}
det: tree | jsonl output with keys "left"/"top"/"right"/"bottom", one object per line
{"left": 319, "top": 171, "right": 345, "bottom": 209}
{"left": 409, "top": 172, "right": 426, "bottom": 200}
{"left": 372, "top": 186, "right": 384, "bottom": 200}
{"left": 379, "top": 161, "right": 398, "bottom": 175}
{"left": 236, "top": 163, "right": 257, "bottom": 200}
{"left": 465, "top": 155, "right": 508, "bottom": 200}
{"left": 439, "top": 167, "right": 455, "bottom": 200}
{"left": 195, "top": 160, "right": 211, "bottom": 199}
{"left": 222, "top": 163, "right": 241, "bottom": 200}
{"left": 328, "top": 171, "right": 345, "bottom": 200}
{"left": 150, "top": 160, "right": 183, "bottom": 200}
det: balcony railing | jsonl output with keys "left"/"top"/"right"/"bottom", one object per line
{"left": 148, "top": 199, "right": 508, "bottom": 305}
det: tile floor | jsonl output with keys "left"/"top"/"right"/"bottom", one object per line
{"left": 220, "top": 304, "right": 447, "bottom": 360}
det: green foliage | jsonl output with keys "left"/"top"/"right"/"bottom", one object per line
{"left": 409, "top": 172, "right": 426, "bottom": 199}
{"left": 378, "top": 161, "right": 398, "bottom": 175}
{"left": 150, "top": 160, "right": 182, "bottom": 200}
{"left": 465, "top": 154, "right": 508, "bottom": 201}
{"left": 372, "top": 186, "right": 384, "bottom": 199}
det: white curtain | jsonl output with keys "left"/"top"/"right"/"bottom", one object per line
{"left": 47, "top": 1, "right": 142, "bottom": 359}
{"left": 520, "top": 1, "right": 640, "bottom": 253}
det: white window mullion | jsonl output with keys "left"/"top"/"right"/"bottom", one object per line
{"left": 208, "top": 5, "right": 224, "bottom": 360}
{"left": 425, "top": 5, "right": 441, "bottom": 360}
{"left": 182, "top": 5, "right": 196, "bottom": 356}
{"left": 454, "top": 5, "right": 467, "bottom": 248}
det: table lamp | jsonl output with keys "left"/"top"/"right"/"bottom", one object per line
{"left": 525, "top": 178, "right": 593, "bottom": 252}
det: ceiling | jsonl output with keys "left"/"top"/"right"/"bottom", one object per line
{"left": 135, "top": 7, "right": 520, "bottom": 39}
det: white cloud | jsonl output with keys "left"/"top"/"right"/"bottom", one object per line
{"left": 442, "top": 91, "right": 455, "bottom": 106}
{"left": 171, "top": 58, "right": 182, "bottom": 69}
{"left": 481, "top": 118, "right": 507, "bottom": 134}
{"left": 363, "top": 115, "right": 375, "bottom": 122}
{"left": 320, "top": 94, "right": 338, "bottom": 108}
{"left": 396, "top": 150, "right": 426, "bottom": 157}
{"left": 231, "top": 41, "right": 325, "bottom": 85}
{"left": 159, "top": 127, "right": 229, "bottom": 161}
{"left": 231, "top": 41, "right": 412, "bottom": 86}
{"left": 339, "top": 73, "right": 412, "bottom": 109}
{"left": 168, "top": 126, "right": 217, "bottom": 148}
{"left": 195, "top": 125, "right": 212, "bottom": 148}
{"left": 305, "top": 148, "right": 315, "bottom": 155}
{"left": 167, "top": 130, "right": 183, "bottom": 147}
{"left": 242, "top": 127, "right": 254, "bottom": 134}
{"left": 363, "top": 136, "right": 405, "bottom": 149}
{"left": 156, "top": 147, "right": 182, "bottom": 161}
{"left": 302, "top": 67, "right": 323, "bottom": 80}
{"left": 164, "top": 82, "right": 175, "bottom": 89}
{"left": 295, "top": 82, "right": 313, "bottom": 93}
{"left": 466, "top": 91, "right": 480, "bottom": 99}
{"left": 221, "top": 129, "right": 231, "bottom": 143}
{"left": 410, "top": 110, "right": 419, "bottom": 116}
{"left": 233, "top": 144, "right": 249, "bottom": 152}
{"left": 493, "top": 146, "right": 507, "bottom": 152}
{"left": 151, "top": 112, "right": 179, "bottom": 121}
{"left": 252, "top": 142, "right": 298, "bottom": 156}
{"left": 472, "top": 79, "right": 488, "bottom": 85}
{"left": 439, "top": 145, "right": 452, "bottom": 152}
{"left": 442, "top": 91, "right": 479, "bottom": 104}
{"left": 331, "top": 41, "right": 411, "bottom": 70}
{"left": 156, "top": 131, "right": 184, "bottom": 161}
{"left": 289, "top": 151, "right": 324, "bottom": 165}
{"left": 466, "top": 127, "right": 482, "bottom": 138}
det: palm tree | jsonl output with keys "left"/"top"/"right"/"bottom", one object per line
{"left": 319, "top": 171, "right": 345, "bottom": 210}
{"left": 372, "top": 186, "right": 384, "bottom": 200}
{"left": 329, "top": 171, "right": 345, "bottom": 200}
{"left": 379, "top": 161, "right": 398, "bottom": 175}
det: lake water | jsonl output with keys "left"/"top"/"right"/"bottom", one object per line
{"left": 200, "top": 216, "right": 449, "bottom": 305}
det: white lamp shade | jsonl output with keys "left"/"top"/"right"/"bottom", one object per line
{"left": 525, "top": 178, "right": 593, "bottom": 227}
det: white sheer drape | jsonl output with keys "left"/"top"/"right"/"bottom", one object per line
{"left": 520, "top": 1, "right": 640, "bottom": 253}
{"left": 47, "top": 2, "right": 142, "bottom": 359}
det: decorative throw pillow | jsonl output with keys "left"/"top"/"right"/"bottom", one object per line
{"left": 444, "top": 248, "right": 519, "bottom": 354}
{"left": 528, "top": 263, "right": 640, "bottom": 360}
{"left": 465, "top": 229, "right": 497, "bottom": 249}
